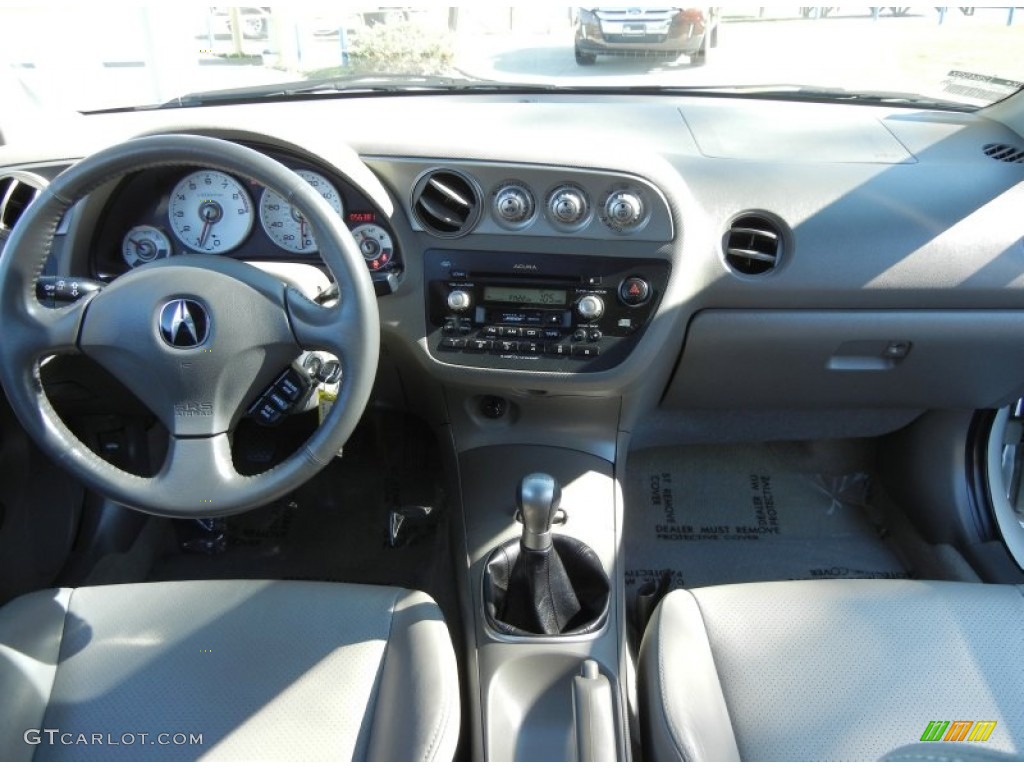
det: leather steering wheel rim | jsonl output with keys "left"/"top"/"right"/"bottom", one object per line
{"left": 0, "top": 134, "right": 380, "bottom": 517}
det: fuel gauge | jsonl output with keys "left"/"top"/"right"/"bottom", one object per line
{"left": 350, "top": 224, "right": 395, "bottom": 272}
{"left": 122, "top": 226, "right": 172, "bottom": 268}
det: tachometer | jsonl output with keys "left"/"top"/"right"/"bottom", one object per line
{"left": 259, "top": 170, "right": 344, "bottom": 254}
{"left": 122, "top": 225, "right": 171, "bottom": 268}
{"left": 168, "top": 170, "right": 254, "bottom": 254}
{"left": 350, "top": 224, "right": 395, "bottom": 272}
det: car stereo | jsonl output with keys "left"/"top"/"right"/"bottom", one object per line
{"left": 425, "top": 249, "right": 670, "bottom": 372}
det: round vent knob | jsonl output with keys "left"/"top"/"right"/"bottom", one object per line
{"left": 493, "top": 183, "right": 535, "bottom": 227}
{"left": 548, "top": 185, "right": 590, "bottom": 228}
{"left": 576, "top": 294, "right": 605, "bottom": 321}
{"left": 603, "top": 190, "right": 644, "bottom": 231}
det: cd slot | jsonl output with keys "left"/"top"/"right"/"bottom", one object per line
{"left": 469, "top": 270, "right": 582, "bottom": 284}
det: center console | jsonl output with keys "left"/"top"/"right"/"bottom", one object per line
{"left": 458, "top": 446, "right": 626, "bottom": 761}
{"left": 426, "top": 249, "right": 670, "bottom": 372}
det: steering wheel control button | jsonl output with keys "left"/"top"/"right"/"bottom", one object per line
{"left": 447, "top": 289, "right": 473, "bottom": 313}
{"left": 248, "top": 367, "right": 312, "bottom": 426}
{"left": 547, "top": 185, "right": 590, "bottom": 229}
{"left": 619, "top": 276, "right": 651, "bottom": 306}
{"left": 159, "top": 299, "right": 211, "bottom": 349}
{"left": 576, "top": 294, "right": 605, "bottom": 321}
{"left": 603, "top": 190, "right": 645, "bottom": 231}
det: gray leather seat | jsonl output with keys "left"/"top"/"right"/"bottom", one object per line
{"left": 639, "top": 579, "right": 1024, "bottom": 761}
{"left": 0, "top": 580, "right": 460, "bottom": 761}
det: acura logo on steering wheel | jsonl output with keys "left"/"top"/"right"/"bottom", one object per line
{"left": 159, "top": 299, "right": 210, "bottom": 348}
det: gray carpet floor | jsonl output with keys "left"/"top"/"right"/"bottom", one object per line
{"left": 624, "top": 441, "right": 910, "bottom": 597}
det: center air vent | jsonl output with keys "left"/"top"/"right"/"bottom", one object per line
{"left": 0, "top": 175, "right": 43, "bottom": 233}
{"left": 411, "top": 169, "right": 481, "bottom": 238}
{"left": 983, "top": 143, "right": 1024, "bottom": 163}
{"left": 723, "top": 214, "right": 785, "bottom": 276}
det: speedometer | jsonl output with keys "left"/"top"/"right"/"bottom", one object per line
{"left": 168, "top": 170, "right": 254, "bottom": 254}
{"left": 259, "top": 170, "right": 344, "bottom": 254}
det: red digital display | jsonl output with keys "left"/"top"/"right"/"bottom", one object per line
{"left": 348, "top": 212, "right": 375, "bottom": 223}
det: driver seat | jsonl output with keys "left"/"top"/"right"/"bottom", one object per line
{"left": 0, "top": 580, "right": 460, "bottom": 761}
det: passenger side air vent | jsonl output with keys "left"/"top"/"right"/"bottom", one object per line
{"left": 411, "top": 169, "right": 481, "bottom": 238}
{"left": 0, "top": 175, "right": 43, "bottom": 233}
{"left": 983, "top": 143, "right": 1024, "bottom": 163}
{"left": 723, "top": 215, "right": 785, "bottom": 276}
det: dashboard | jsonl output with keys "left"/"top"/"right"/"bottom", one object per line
{"left": 90, "top": 149, "right": 402, "bottom": 288}
{"left": 3, "top": 93, "right": 1024, "bottom": 448}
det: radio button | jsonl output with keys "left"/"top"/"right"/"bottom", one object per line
{"left": 497, "top": 327, "right": 519, "bottom": 337}
{"left": 441, "top": 337, "right": 467, "bottom": 350}
{"left": 571, "top": 345, "right": 601, "bottom": 358}
{"left": 447, "top": 289, "right": 473, "bottom": 313}
{"left": 588, "top": 329, "right": 603, "bottom": 342}
{"left": 482, "top": 325, "right": 499, "bottom": 337}
{"left": 523, "top": 327, "right": 542, "bottom": 339}
{"left": 442, "top": 320, "right": 458, "bottom": 335}
{"left": 545, "top": 342, "right": 570, "bottom": 356}
{"left": 520, "top": 342, "right": 541, "bottom": 354}
{"left": 544, "top": 311, "right": 567, "bottom": 326}
{"left": 576, "top": 294, "right": 605, "bottom": 321}
{"left": 497, "top": 340, "right": 519, "bottom": 354}
{"left": 572, "top": 329, "right": 587, "bottom": 342}
{"left": 543, "top": 328, "right": 563, "bottom": 340}
{"left": 468, "top": 339, "right": 493, "bottom": 353}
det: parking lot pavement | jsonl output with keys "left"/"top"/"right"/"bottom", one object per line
{"left": 454, "top": 10, "right": 1024, "bottom": 101}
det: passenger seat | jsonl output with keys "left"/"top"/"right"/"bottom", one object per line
{"left": 638, "top": 579, "right": 1023, "bottom": 761}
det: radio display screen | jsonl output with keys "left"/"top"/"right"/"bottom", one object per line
{"left": 483, "top": 286, "right": 567, "bottom": 306}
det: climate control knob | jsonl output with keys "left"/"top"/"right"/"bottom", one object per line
{"left": 548, "top": 186, "right": 590, "bottom": 228}
{"left": 576, "top": 294, "right": 605, "bottom": 321}
{"left": 493, "top": 184, "right": 535, "bottom": 226}
{"left": 447, "top": 289, "right": 473, "bottom": 313}
{"left": 603, "top": 190, "right": 645, "bottom": 230}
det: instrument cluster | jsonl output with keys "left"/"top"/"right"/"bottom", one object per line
{"left": 92, "top": 153, "right": 400, "bottom": 281}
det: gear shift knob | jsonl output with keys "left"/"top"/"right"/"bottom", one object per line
{"left": 518, "top": 473, "right": 561, "bottom": 551}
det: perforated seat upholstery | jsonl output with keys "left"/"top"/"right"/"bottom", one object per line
{"left": 639, "top": 579, "right": 1024, "bottom": 761}
{"left": 0, "top": 580, "right": 460, "bottom": 761}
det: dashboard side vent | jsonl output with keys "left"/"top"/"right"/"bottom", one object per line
{"left": 0, "top": 176, "right": 43, "bottom": 233}
{"left": 412, "top": 169, "right": 480, "bottom": 237}
{"left": 983, "top": 143, "right": 1024, "bottom": 163}
{"left": 723, "top": 215, "right": 784, "bottom": 276}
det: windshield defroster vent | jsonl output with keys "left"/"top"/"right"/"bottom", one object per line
{"left": 411, "top": 169, "right": 481, "bottom": 238}
{"left": 0, "top": 176, "right": 43, "bottom": 233}
{"left": 983, "top": 143, "right": 1024, "bottom": 164}
{"left": 723, "top": 214, "right": 785, "bottom": 276}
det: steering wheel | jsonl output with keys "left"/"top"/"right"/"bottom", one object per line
{"left": 0, "top": 134, "right": 379, "bottom": 517}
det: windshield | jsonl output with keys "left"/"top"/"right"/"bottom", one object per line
{"left": 1, "top": 6, "right": 1022, "bottom": 113}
